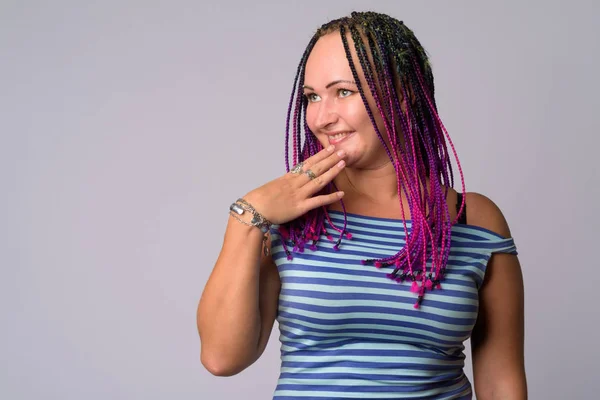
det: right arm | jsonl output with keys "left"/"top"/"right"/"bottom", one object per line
{"left": 196, "top": 145, "right": 347, "bottom": 376}
{"left": 197, "top": 215, "right": 280, "bottom": 376}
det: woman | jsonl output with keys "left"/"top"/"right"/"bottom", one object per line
{"left": 197, "top": 11, "right": 526, "bottom": 399}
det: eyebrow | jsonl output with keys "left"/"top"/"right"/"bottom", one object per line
{"left": 302, "top": 80, "right": 357, "bottom": 91}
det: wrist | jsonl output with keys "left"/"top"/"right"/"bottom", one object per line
{"left": 227, "top": 213, "right": 265, "bottom": 236}
{"left": 241, "top": 191, "right": 263, "bottom": 212}
{"left": 228, "top": 197, "right": 273, "bottom": 256}
{"left": 230, "top": 200, "right": 272, "bottom": 234}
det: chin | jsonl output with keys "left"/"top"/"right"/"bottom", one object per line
{"left": 340, "top": 152, "right": 362, "bottom": 168}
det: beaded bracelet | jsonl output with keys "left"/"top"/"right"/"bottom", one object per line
{"left": 229, "top": 198, "right": 272, "bottom": 256}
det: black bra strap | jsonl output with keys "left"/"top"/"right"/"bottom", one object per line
{"left": 456, "top": 192, "right": 467, "bottom": 224}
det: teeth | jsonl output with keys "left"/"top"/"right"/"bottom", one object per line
{"left": 331, "top": 133, "right": 349, "bottom": 139}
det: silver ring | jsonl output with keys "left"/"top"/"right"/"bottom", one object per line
{"left": 305, "top": 169, "right": 317, "bottom": 180}
{"left": 290, "top": 162, "right": 304, "bottom": 174}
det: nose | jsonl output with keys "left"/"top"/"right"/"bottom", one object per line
{"left": 313, "top": 98, "right": 339, "bottom": 131}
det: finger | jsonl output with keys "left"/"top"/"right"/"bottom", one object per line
{"left": 303, "top": 149, "right": 346, "bottom": 178}
{"left": 288, "top": 144, "right": 335, "bottom": 175}
{"left": 300, "top": 190, "right": 345, "bottom": 213}
{"left": 291, "top": 149, "right": 346, "bottom": 188}
{"left": 300, "top": 159, "right": 346, "bottom": 196}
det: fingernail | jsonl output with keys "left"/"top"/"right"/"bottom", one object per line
{"left": 337, "top": 150, "right": 345, "bottom": 157}
{"left": 327, "top": 145, "right": 335, "bottom": 151}
{"left": 337, "top": 191, "right": 345, "bottom": 197}
{"left": 337, "top": 160, "right": 345, "bottom": 167}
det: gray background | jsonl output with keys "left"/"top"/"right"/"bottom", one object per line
{"left": 2, "top": 0, "right": 598, "bottom": 399}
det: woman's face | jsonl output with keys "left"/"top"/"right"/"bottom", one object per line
{"left": 303, "top": 31, "right": 392, "bottom": 170}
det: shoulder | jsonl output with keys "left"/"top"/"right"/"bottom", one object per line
{"left": 464, "top": 192, "right": 512, "bottom": 238}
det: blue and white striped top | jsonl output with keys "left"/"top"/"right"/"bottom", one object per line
{"left": 270, "top": 211, "right": 517, "bottom": 399}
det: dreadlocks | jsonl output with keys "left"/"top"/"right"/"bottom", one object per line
{"left": 279, "top": 11, "right": 466, "bottom": 308}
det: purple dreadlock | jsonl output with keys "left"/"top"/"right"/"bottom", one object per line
{"left": 280, "top": 11, "right": 466, "bottom": 308}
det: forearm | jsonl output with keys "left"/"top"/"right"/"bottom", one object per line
{"left": 473, "top": 352, "right": 527, "bottom": 400}
{"left": 474, "top": 371, "right": 527, "bottom": 400}
{"left": 197, "top": 215, "right": 266, "bottom": 373}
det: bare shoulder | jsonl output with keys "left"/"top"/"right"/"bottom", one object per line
{"left": 467, "top": 192, "right": 527, "bottom": 396}
{"left": 464, "top": 192, "right": 512, "bottom": 238}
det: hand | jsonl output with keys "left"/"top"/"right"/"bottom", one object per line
{"left": 243, "top": 145, "right": 347, "bottom": 225}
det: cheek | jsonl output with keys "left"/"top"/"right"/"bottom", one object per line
{"left": 314, "top": 135, "right": 329, "bottom": 149}
{"left": 346, "top": 101, "right": 368, "bottom": 125}
{"left": 360, "top": 101, "right": 385, "bottom": 133}
{"left": 357, "top": 104, "right": 389, "bottom": 148}
{"left": 345, "top": 98, "right": 382, "bottom": 136}
{"left": 305, "top": 110, "right": 326, "bottom": 147}
{"left": 305, "top": 105, "right": 316, "bottom": 131}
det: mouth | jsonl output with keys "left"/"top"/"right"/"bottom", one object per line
{"left": 326, "top": 131, "right": 355, "bottom": 145}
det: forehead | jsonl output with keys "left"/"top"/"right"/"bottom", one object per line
{"left": 304, "top": 32, "right": 356, "bottom": 84}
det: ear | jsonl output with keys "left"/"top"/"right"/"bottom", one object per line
{"left": 397, "top": 78, "right": 416, "bottom": 114}
{"left": 399, "top": 90, "right": 416, "bottom": 113}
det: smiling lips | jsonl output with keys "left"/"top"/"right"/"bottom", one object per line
{"left": 327, "top": 131, "right": 355, "bottom": 145}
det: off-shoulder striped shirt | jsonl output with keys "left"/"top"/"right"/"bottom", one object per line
{"left": 270, "top": 211, "right": 517, "bottom": 399}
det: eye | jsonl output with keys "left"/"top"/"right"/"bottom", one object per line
{"left": 338, "top": 89, "right": 354, "bottom": 98}
{"left": 304, "top": 93, "right": 321, "bottom": 103}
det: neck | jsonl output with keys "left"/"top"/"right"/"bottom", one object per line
{"left": 334, "top": 161, "right": 401, "bottom": 204}
{"left": 330, "top": 160, "right": 437, "bottom": 219}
